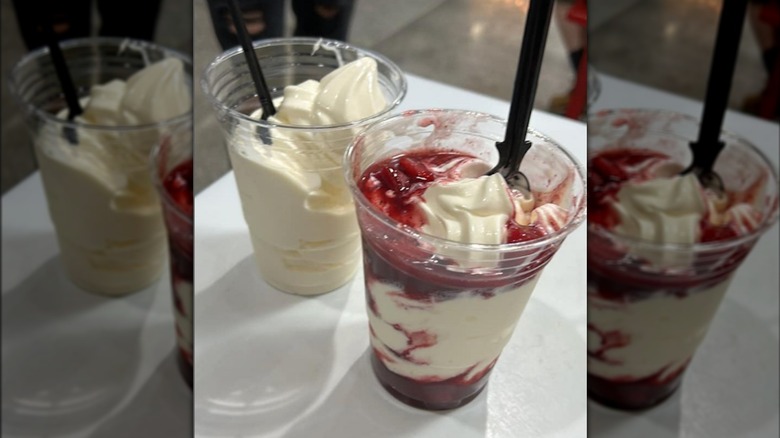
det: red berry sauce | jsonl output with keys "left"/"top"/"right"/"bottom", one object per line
{"left": 359, "top": 150, "right": 546, "bottom": 244}
{"left": 162, "top": 159, "right": 193, "bottom": 386}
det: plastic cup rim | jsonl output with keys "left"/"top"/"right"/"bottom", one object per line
{"left": 345, "top": 108, "right": 587, "bottom": 254}
{"left": 8, "top": 36, "right": 193, "bottom": 132}
{"left": 200, "top": 36, "right": 407, "bottom": 132}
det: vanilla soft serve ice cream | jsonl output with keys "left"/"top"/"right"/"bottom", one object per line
{"left": 227, "top": 57, "right": 389, "bottom": 295}
{"left": 586, "top": 108, "right": 777, "bottom": 409}
{"left": 33, "top": 56, "right": 191, "bottom": 295}
{"left": 588, "top": 156, "right": 761, "bottom": 385}
{"left": 348, "top": 109, "right": 586, "bottom": 409}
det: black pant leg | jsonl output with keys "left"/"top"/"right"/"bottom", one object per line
{"left": 11, "top": 0, "right": 93, "bottom": 50}
{"left": 206, "top": 0, "right": 285, "bottom": 51}
{"left": 96, "top": 0, "right": 163, "bottom": 41}
{"left": 291, "top": 0, "right": 355, "bottom": 41}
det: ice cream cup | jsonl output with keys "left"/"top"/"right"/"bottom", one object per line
{"left": 587, "top": 108, "right": 780, "bottom": 410}
{"left": 345, "top": 109, "right": 586, "bottom": 410}
{"left": 201, "top": 37, "right": 406, "bottom": 296}
{"left": 8, "top": 37, "right": 192, "bottom": 296}
{"left": 151, "top": 123, "right": 193, "bottom": 387}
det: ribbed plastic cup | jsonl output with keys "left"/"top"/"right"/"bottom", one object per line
{"left": 587, "top": 108, "right": 780, "bottom": 410}
{"left": 8, "top": 37, "right": 192, "bottom": 296}
{"left": 202, "top": 37, "right": 406, "bottom": 296}
{"left": 345, "top": 109, "right": 586, "bottom": 410}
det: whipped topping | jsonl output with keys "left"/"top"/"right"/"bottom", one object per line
{"left": 120, "top": 58, "right": 191, "bottom": 124}
{"left": 614, "top": 172, "right": 706, "bottom": 245}
{"left": 602, "top": 154, "right": 765, "bottom": 247}
{"left": 418, "top": 172, "right": 569, "bottom": 245}
{"left": 79, "top": 58, "right": 189, "bottom": 126}
{"left": 230, "top": 57, "right": 388, "bottom": 295}
{"left": 266, "top": 57, "right": 386, "bottom": 126}
{"left": 597, "top": 155, "right": 765, "bottom": 268}
{"left": 36, "top": 57, "right": 191, "bottom": 295}
{"left": 420, "top": 174, "right": 514, "bottom": 245}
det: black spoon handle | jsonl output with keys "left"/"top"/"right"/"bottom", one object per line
{"left": 691, "top": 0, "right": 748, "bottom": 170}
{"left": 42, "top": 24, "right": 82, "bottom": 121}
{"left": 227, "top": 0, "right": 276, "bottom": 119}
{"left": 503, "top": 0, "right": 555, "bottom": 168}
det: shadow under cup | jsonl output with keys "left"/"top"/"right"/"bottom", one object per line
{"left": 8, "top": 37, "right": 192, "bottom": 296}
{"left": 151, "top": 125, "right": 193, "bottom": 387}
{"left": 201, "top": 37, "right": 406, "bottom": 296}
{"left": 586, "top": 109, "right": 780, "bottom": 410}
{"left": 345, "top": 109, "right": 586, "bottom": 410}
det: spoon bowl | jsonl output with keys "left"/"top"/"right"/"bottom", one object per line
{"left": 681, "top": 139, "right": 726, "bottom": 195}
{"left": 487, "top": 139, "right": 532, "bottom": 197}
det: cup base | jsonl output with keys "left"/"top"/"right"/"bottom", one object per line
{"left": 61, "top": 254, "right": 164, "bottom": 297}
{"left": 587, "top": 372, "right": 683, "bottom": 411}
{"left": 262, "top": 274, "right": 349, "bottom": 297}
{"left": 254, "top": 253, "right": 359, "bottom": 297}
{"left": 370, "top": 353, "right": 487, "bottom": 411}
{"left": 67, "top": 271, "right": 161, "bottom": 297}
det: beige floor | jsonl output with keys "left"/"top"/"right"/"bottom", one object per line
{"left": 590, "top": 0, "right": 767, "bottom": 111}
{"left": 1, "top": 0, "right": 771, "bottom": 194}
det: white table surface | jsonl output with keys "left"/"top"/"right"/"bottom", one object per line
{"left": 3, "top": 70, "right": 775, "bottom": 438}
{"left": 1, "top": 175, "right": 192, "bottom": 437}
{"left": 193, "top": 73, "right": 588, "bottom": 438}
{"left": 588, "top": 72, "right": 780, "bottom": 438}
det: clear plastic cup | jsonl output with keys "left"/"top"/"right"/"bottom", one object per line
{"left": 201, "top": 37, "right": 406, "bottom": 296}
{"left": 8, "top": 37, "right": 192, "bottom": 295}
{"left": 151, "top": 123, "right": 193, "bottom": 387}
{"left": 345, "top": 109, "right": 586, "bottom": 410}
{"left": 587, "top": 108, "right": 780, "bottom": 410}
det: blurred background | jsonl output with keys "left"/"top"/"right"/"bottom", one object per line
{"left": 2, "top": 0, "right": 774, "bottom": 195}
{"left": 590, "top": 0, "right": 773, "bottom": 118}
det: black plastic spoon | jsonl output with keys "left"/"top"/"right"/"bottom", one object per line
{"left": 488, "top": 0, "right": 555, "bottom": 198}
{"left": 42, "top": 23, "right": 82, "bottom": 144}
{"left": 683, "top": 0, "right": 748, "bottom": 193}
{"left": 227, "top": 0, "right": 276, "bottom": 120}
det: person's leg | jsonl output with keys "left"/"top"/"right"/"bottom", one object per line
{"left": 11, "top": 0, "right": 92, "bottom": 50}
{"left": 555, "top": 0, "right": 585, "bottom": 73}
{"left": 96, "top": 0, "right": 162, "bottom": 41}
{"left": 291, "top": 0, "right": 355, "bottom": 41}
{"left": 743, "top": 0, "right": 779, "bottom": 116}
{"left": 748, "top": 0, "right": 777, "bottom": 73}
{"left": 549, "top": 0, "right": 587, "bottom": 115}
{"left": 206, "top": 0, "right": 285, "bottom": 51}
